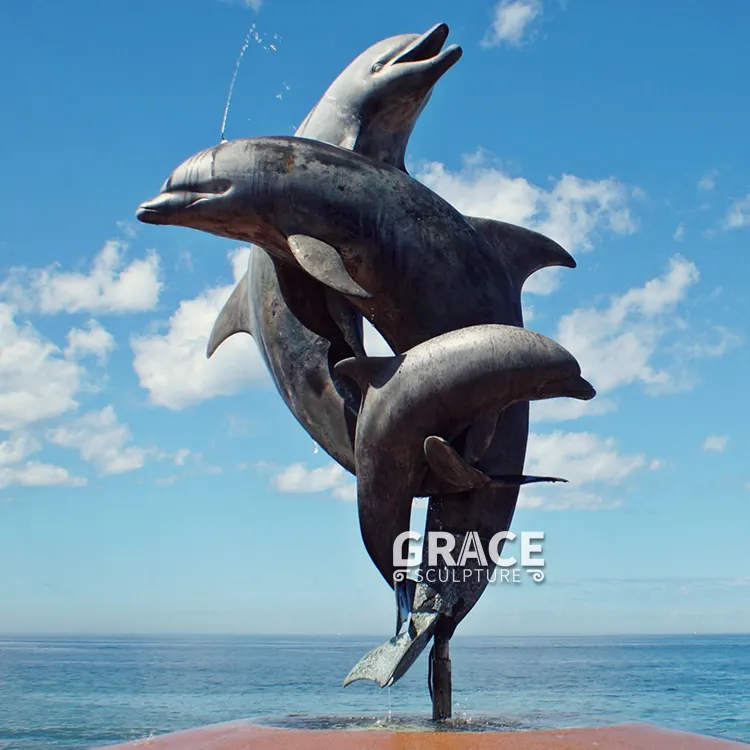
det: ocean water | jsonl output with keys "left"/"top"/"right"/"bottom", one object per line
{"left": 0, "top": 634, "right": 748, "bottom": 749}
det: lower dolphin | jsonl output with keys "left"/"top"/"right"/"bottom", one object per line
{"left": 333, "top": 324, "right": 595, "bottom": 687}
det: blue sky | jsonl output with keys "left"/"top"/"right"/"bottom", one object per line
{"left": 1, "top": 0, "right": 748, "bottom": 636}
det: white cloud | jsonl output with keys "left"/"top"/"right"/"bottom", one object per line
{"left": 673, "top": 223, "right": 685, "bottom": 241}
{"left": 218, "top": 0, "right": 262, "bottom": 11}
{"left": 0, "top": 434, "right": 41, "bottom": 466}
{"left": 481, "top": 0, "right": 543, "bottom": 48}
{"left": 174, "top": 448, "right": 194, "bottom": 466}
{"left": 64, "top": 320, "right": 115, "bottom": 364}
{"left": 649, "top": 459, "right": 664, "bottom": 470}
{"left": 702, "top": 435, "right": 729, "bottom": 453}
{"left": 0, "top": 461, "right": 87, "bottom": 490}
{"left": 722, "top": 192, "right": 750, "bottom": 230}
{"left": 131, "top": 248, "right": 269, "bottom": 410}
{"left": 46, "top": 406, "right": 149, "bottom": 476}
{"left": 520, "top": 430, "right": 647, "bottom": 510}
{"left": 555, "top": 256, "right": 704, "bottom": 394}
{"left": 531, "top": 397, "right": 617, "bottom": 423}
{"left": 272, "top": 461, "right": 355, "bottom": 502}
{"left": 417, "top": 154, "right": 637, "bottom": 295}
{"left": 697, "top": 170, "right": 717, "bottom": 192}
{"left": 0, "top": 303, "right": 83, "bottom": 431}
{"left": 526, "top": 431, "right": 647, "bottom": 485}
{"left": 0, "top": 241, "right": 162, "bottom": 314}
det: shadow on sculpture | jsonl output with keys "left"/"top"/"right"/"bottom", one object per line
{"left": 136, "top": 22, "right": 596, "bottom": 722}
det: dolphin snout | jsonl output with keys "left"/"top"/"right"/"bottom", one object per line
{"left": 136, "top": 194, "right": 176, "bottom": 224}
{"left": 559, "top": 374, "right": 597, "bottom": 401}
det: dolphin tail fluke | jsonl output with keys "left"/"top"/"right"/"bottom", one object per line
{"left": 343, "top": 611, "right": 439, "bottom": 688}
{"left": 207, "top": 272, "right": 253, "bottom": 358}
{"left": 423, "top": 435, "right": 568, "bottom": 493}
{"left": 395, "top": 578, "right": 417, "bottom": 635}
{"left": 467, "top": 216, "right": 576, "bottom": 296}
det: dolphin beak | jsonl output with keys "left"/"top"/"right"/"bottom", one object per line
{"left": 393, "top": 23, "right": 463, "bottom": 73}
{"left": 560, "top": 375, "right": 597, "bottom": 401}
{"left": 136, "top": 194, "right": 175, "bottom": 224}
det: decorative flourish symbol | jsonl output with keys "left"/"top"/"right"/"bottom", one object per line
{"left": 529, "top": 570, "right": 545, "bottom": 583}
{"left": 393, "top": 569, "right": 407, "bottom": 583}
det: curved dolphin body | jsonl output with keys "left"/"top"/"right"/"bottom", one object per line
{"left": 335, "top": 324, "right": 595, "bottom": 687}
{"left": 209, "top": 23, "right": 463, "bottom": 473}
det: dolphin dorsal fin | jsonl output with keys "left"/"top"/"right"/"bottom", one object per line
{"left": 288, "top": 234, "right": 372, "bottom": 299}
{"left": 333, "top": 355, "right": 399, "bottom": 392}
{"left": 207, "top": 271, "right": 253, "bottom": 358}
{"left": 467, "top": 217, "right": 576, "bottom": 292}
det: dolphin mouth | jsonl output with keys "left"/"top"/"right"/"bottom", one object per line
{"left": 392, "top": 22, "right": 462, "bottom": 73}
{"left": 558, "top": 375, "right": 597, "bottom": 401}
{"left": 136, "top": 180, "right": 232, "bottom": 224}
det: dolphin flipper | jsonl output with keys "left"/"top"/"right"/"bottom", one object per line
{"left": 343, "top": 611, "right": 439, "bottom": 688}
{"left": 424, "top": 435, "right": 490, "bottom": 491}
{"left": 424, "top": 436, "right": 567, "bottom": 492}
{"left": 288, "top": 234, "right": 372, "bottom": 299}
{"left": 207, "top": 272, "right": 252, "bottom": 358}
{"left": 467, "top": 216, "right": 576, "bottom": 293}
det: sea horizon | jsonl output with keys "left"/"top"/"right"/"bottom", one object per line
{"left": 1, "top": 632, "right": 748, "bottom": 749}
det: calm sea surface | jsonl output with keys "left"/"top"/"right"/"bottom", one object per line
{"left": 0, "top": 634, "right": 748, "bottom": 749}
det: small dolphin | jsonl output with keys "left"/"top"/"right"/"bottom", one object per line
{"left": 336, "top": 324, "right": 595, "bottom": 688}
{"left": 207, "top": 23, "right": 463, "bottom": 473}
{"left": 335, "top": 324, "right": 594, "bottom": 599}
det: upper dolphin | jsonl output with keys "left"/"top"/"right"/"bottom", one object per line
{"left": 206, "top": 23, "right": 463, "bottom": 473}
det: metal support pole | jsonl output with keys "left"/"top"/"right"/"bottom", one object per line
{"left": 430, "top": 635, "right": 452, "bottom": 721}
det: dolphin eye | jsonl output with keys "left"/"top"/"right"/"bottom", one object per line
{"left": 197, "top": 179, "right": 232, "bottom": 194}
{"left": 371, "top": 62, "right": 385, "bottom": 73}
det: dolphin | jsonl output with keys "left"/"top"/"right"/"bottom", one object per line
{"left": 335, "top": 324, "right": 595, "bottom": 595}
{"left": 136, "top": 136, "right": 573, "bottom": 360}
{"left": 333, "top": 324, "right": 595, "bottom": 688}
{"left": 207, "top": 23, "right": 463, "bottom": 473}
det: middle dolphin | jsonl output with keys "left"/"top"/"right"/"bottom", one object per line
{"left": 208, "top": 23, "right": 463, "bottom": 473}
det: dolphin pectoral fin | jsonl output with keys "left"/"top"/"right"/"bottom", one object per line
{"left": 463, "top": 411, "right": 500, "bottom": 465}
{"left": 424, "top": 436, "right": 568, "bottom": 493}
{"left": 467, "top": 216, "right": 576, "bottom": 294}
{"left": 486, "top": 474, "right": 568, "bottom": 487}
{"left": 287, "top": 234, "right": 372, "bottom": 299}
{"left": 334, "top": 354, "right": 402, "bottom": 392}
{"left": 325, "top": 288, "right": 366, "bottom": 358}
{"left": 423, "top": 435, "right": 492, "bottom": 492}
{"left": 343, "top": 612, "right": 439, "bottom": 688}
{"left": 207, "top": 272, "right": 253, "bottom": 358}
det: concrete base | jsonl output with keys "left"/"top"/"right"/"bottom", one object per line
{"left": 96, "top": 721, "right": 748, "bottom": 749}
